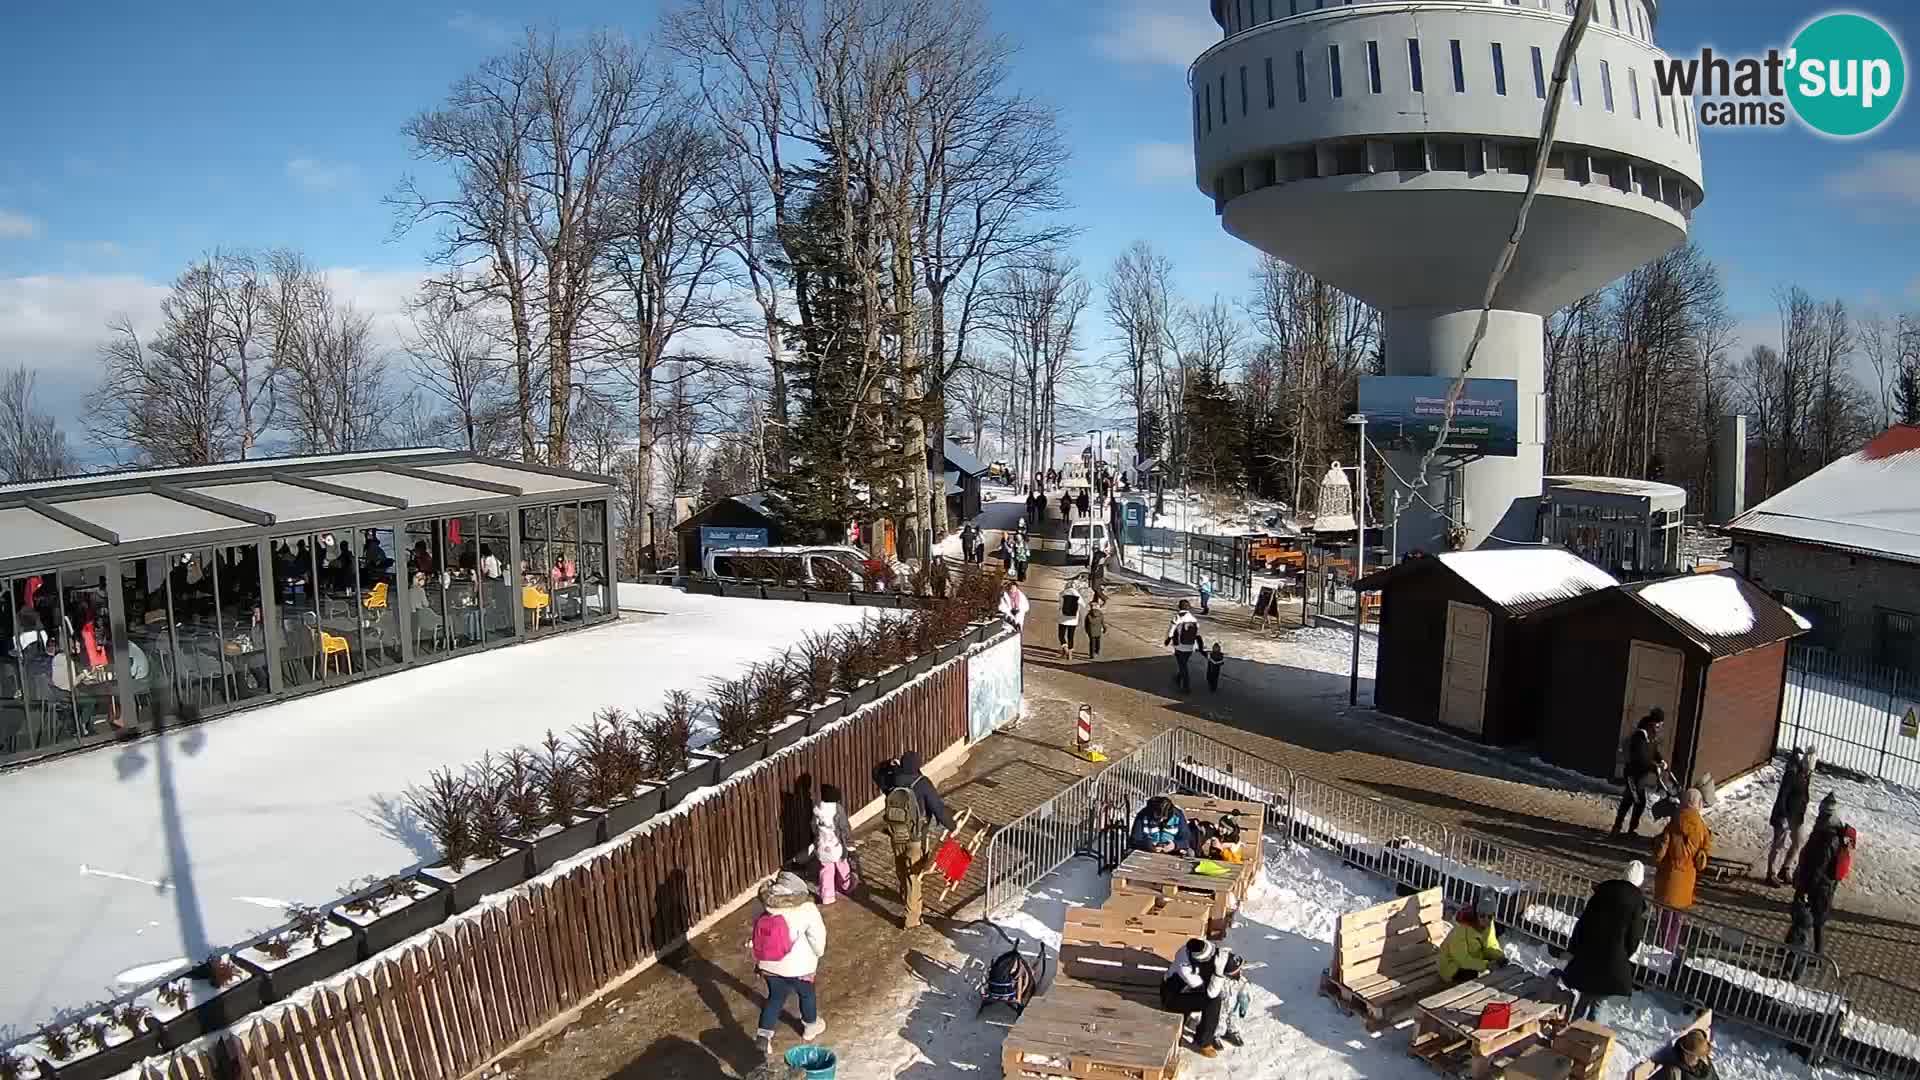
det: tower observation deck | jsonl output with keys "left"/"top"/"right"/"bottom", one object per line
{"left": 1190, "top": 0, "right": 1703, "bottom": 551}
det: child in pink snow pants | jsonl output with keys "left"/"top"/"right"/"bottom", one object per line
{"left": 814, "top": 784, "right": 856, "bottom": 904}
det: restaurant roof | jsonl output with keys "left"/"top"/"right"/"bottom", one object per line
{"left": 0, "top": 451, "right": 615, "bottom": 575}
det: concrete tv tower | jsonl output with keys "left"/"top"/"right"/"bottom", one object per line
{"left": 1190, "top": 0, "right": 1703, "bottom": 551}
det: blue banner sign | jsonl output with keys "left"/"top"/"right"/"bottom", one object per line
{"left": 698, "top": 526, "right": 769, "bottom": 560}
{"left": 1359, "top": 376, "right": 1520, "bottom": 457}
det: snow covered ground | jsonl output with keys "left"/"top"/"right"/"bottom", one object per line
{"left": 0, "top": 586, "right": 869, "bottom": 1036}
{"left": 863, "top": 841, "right": 1880, "bottom": 1079}
{"left": 1707, "top": 754, "right": 1920, "bottom": 910}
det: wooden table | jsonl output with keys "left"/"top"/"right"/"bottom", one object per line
{"left": 1000, "top": 981, "right": 1183, "bottom": 1080}
{"left": 1112, "top": 850, "right": 1248, "bottom": 937}
{"left": 1410, "top": 969, "right": 1566, "bottom": 1079}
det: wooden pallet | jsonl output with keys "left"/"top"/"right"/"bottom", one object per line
{"left": 1111, "top": 851, "right": 1246, "bottom": 938}
{"left": 1001, "top": 981, "right": 1184, "bottom": 1080}
{"left": 1169, "top": 793, "right": 1267, "bottom": 878}
{"left": 1550, "top": 1020, "right": 1615, "bottom": 1080}
{"left": 1320, "top": 887, "right": 1449, "bottom": 1028}
{"left": 1059, "top": 904, "right": 1210, "bottom": 989}
{"left": 1409, "top": 969, "right": 1566, "bottom": 1079}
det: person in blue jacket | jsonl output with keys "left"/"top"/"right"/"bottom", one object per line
{"left": 1130, "top": 795, "right": 1193, "bottom": 855}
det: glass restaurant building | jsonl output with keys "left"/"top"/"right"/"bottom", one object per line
{"left": 0, "top": 449, "right": 616, "bottom": 765}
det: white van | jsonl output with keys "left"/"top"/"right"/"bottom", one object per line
{"left": 703, "top": 545, "right": 874, "bottom": 589}
{"left": 1066, "top": 522, "right": 1110, "bottom": 559}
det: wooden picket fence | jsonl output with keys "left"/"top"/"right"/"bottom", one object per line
{"left": 140, "top": 661, "right": 969, "bottom": 1080}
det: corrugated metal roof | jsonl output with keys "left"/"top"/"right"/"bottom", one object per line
{"left": 1545, "top": 474, "right": 1688, "bottom": 502}
{"left": 1436, "top": 548, "right": 1621, "bottom": 616}
{"left": 1728, "top": 425, "right": 1920, "bottom": 565}
{"left": 940, "top": 439, "right": 986, "bottom": 478}
{"left": 1622, "top": 570, "right": 1806, "bottom": 658}
{"left": 0, "top": 448, "right": 450, "bottom": 494}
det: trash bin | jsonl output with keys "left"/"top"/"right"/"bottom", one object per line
{"left": 783, "top": 1045, "right": 837, "bottom": 1078}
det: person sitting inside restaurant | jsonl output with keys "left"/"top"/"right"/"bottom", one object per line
{"left": 1438, "top": 892, "right": 1510, "bottom": 984}
{"left": 1130, "top": 795, "right": 1193, "bottom": 856}
{"left": 480, "top": 543, "right": 503, "bottom": 580}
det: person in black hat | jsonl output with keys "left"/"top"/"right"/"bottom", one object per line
{"left": 1612, "top": 708, "right": 1668, "bottom": 838}
{"left": 1161, "top": 937, "right": 1233, "bottom": 1057}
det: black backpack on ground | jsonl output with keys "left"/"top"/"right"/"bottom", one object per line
{"left": 981, "top": 941, "right": 1048, "bottom": 1017}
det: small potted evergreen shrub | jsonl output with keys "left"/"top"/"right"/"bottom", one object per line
{"left": 146, "top": 953, "right": 261, "bottom": 1051}
{"left": 34, "top": 998, "right": 162, "bottom": 1080}
{"left": 643, "top": 691, "right": 705, "bottom": 809}
{"left": 810, "top": 559, "right": 855, "bottom": 603}
{"left": 867, "top": 615, "right": 916, "bottom": 695}
{"left": 796, "top": 632, "right": 846, "bottom": 731}
{"left": 527, "top": 732, "right": 599, "bottom": 873}
{"left": 833, "top": 621, "right": 882, "bottom": 709}
{"left": 757, "top": 654, "right": 811, "bottom": 756}
{"left": 705, "top": 674, "right": 771, "bottom": 783}
{"left": 333, "top": 873, "right": 447, "bottom": 958}
{"left": 235, "top": 901, "right": 360, "bottom": 1003}
{"left": 416, "top": 762, "right": 530, "bottom": 912}
{"left": 582, "top": 708, "right": 661, "bottom": 838}
{"left": 762, "top": 555, "right": 807, "bottom": 602}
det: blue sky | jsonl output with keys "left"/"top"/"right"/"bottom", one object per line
{"left": 1, "top": 0, "right": 1916, "bottom": 424}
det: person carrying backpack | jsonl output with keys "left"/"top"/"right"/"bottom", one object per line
{"left": 749, "top": 871, "right": 828, "bottom": 1057}
{"left": 1057, "top": 582, "right": 1085, "bottom": 659}
{"left": 1166, "top": 600, "right": 1205, "bottom": 692}
{"left": 811, "top": 784, "right": 856, "bottom": 905}
{"left": 1786, "top": 793, "right": 1854, "bottom": 975}
{"left": 879, "top": 750, "right": 955, "bottom": 929}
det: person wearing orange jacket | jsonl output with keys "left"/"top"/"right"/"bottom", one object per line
{"left": 1652, "top": 788, "right": 1712, "bottom": 951}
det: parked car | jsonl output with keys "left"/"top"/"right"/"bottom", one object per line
{"left": 702, "top": 545, "right": 874, "bottom": 589}
{"left": 1066, "top": 521, "right": 1111, "bottom": 560}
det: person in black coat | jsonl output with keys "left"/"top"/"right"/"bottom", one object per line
{"left": 1766, "top": 748, "right": 1816, "bottom": 885}
{"left": 1561, "top": 861, "right": 1649, "bottom": 1023}
{"left": 1612, "top": 709, "right": 1667, "bottom": 838}
{"left": 1786, "top": 792, "right": 1850, "bottom": 976}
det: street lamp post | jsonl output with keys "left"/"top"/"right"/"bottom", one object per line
{"left": 1347, "top": 413, "right": 1368, "bottom": 707}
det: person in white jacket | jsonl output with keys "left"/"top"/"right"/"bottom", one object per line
{"left": 998, "top": 580, "right": 1029, "bottom": 630}
{"left": 1165, "top": 600, "right": 1205, "bottom": 692}
{"left": 1057, "top": 581, "right": 1085, "bottom": 659}
{"left": 812, "top": 785, "right": 856, "bottom": 904}
{"left": 750, "top": 871, "right": 828, "bottom": 1054}
{"left": 1161, "top": 937, "right": 1233, "bottom": 1057}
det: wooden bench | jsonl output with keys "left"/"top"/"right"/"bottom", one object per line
{"left": 1000, "top": 981, "right": 1185, "bottom": 1080}
{"left": 1170, "top": 793, "right": 1267, "bottom": 875}
{"left": 1624, "top": 1010, "right": 1712, "bottom": 1080}
{"left": 1057, "top": 900, "right": 1211, "bottom": 1000}
{"left": 1320, "top": 886, "right": 1450, "bottom": 1027}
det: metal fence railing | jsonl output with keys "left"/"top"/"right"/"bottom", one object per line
{"left": 1781, "top": 645, "right": 1920, "bottom": 788}
{"left": 995, "top": 725, "right": 1920, "bottom": 1076}
{"left": 980, "top": 729, "right": 1175, "bottom": 915}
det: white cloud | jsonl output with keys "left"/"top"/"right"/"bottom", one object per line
{"left": 1130, "top": 141, "right": 1194, "bottom": 187}
{"left": 286, "top": 156, "right": 358, "bottom": 193}
{"left": 1822, "top": 150, "right": 1920, "bottom": 206}
{"left": 76, "top": 240, "right": 123, "bottom": 259}
{"left": 447, "top": 11, "right": 516, "bottom": 45}
{"left": 0, "top": 209, "right": 40, "bottom": 239}
{"left": 1092, "top": 1, "right": 1219, "bottom": 67}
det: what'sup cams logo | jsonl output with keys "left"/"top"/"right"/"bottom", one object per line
{"left": 1654, "top": 12, "right": 1907, "bottom": 137}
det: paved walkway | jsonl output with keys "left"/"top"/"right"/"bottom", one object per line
{"left": 500, "top": 555, "right": 1920, "bottom": 1078}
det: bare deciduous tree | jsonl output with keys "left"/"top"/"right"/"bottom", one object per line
{"left": 405, "top": 282, "right": 507, "bottom": 452}
{"left": 91, "top": 259, "right": 237, "bottom": 466}
{"left": 0, "top": 366, "right": 74, "bottom": 482}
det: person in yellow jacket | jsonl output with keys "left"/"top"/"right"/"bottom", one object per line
{"left": 1437, "top": 893, "right": 1510, "bottom": 984}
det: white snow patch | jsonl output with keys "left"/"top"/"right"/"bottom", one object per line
{"left": 1784, "top": 606, "right": 1813, "bottom": 631}
{"left": 1638, "top": 574, "right": 1759, "bottom": 637}
{"left": 0, "top": 586, "right": 869, "bottom": 1034}
{"left": 1437, "top": 549, "right": 1619, "bottom": 609}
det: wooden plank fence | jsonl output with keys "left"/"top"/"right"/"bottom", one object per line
{"left": 142, "top": 662, "right": 968, "bottom": 1080}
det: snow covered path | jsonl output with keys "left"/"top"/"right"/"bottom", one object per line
{"left": 0, "top": 587, "right": 868, "bottom": 1035}
{"left": 864, "top": 842, "right": 1882, "bottom": 1079}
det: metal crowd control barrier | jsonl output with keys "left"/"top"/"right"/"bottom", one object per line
{"left": 983, "top": 725, "right": 1919, "bottom": 1076}
{"left": 980, "top": 729, "right": 1175, "bottom": 915}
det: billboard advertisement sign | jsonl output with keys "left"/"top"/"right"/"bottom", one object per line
{"left": 698, "top": 526, "right": 769, "bottom": 561}
{"left": 1360, "top": 376, "right": 1519, "bottom": 457}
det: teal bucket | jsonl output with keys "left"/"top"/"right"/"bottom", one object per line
{"left": 783, "top": 1045, "right": 837, "bottom": 1078}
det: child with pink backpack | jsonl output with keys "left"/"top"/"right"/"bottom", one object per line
{"left": 750, "top": 871, "right": 828, "bottom": 1058}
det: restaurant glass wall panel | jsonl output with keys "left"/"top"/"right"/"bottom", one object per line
{"left": 275, "top": 532, "right": 362, "bottom": 687}
{"left": 519, "top": 506, "right": 551, "bottom": 634}
{"left": 53, "top": 565, "right": 118, "bottom": 735}
{"left": 314, "top": 530, "right": 364, "bottom": 673}
{"left": 479, "top": 511, "right": 513, "bottom": 642}
{"left": 357, "top": 525, "right": 401, "bottom": 668}
{"left": 443, "top": 514, "right": 481, "bottom": 648}
{"left": 581, "top": 500, "right": 610, "bottom": 618}
{"left": 3, "top": 572, "right": 67, "bottom": 754}
{"left": 404, "top": 519, "right": 447, "bottom": 655}
{"left": 552, "top": 503, "right": 582, "bottom": 626}
{"left": 123, "top": 556, "right": 182, "bottom": 726}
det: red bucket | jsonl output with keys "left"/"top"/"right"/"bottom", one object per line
{"left": 1477, "top": 1002, "right": 1512, "bottom": 1030}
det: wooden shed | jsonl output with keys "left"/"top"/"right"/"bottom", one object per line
{"left": 673, "top": 493, "right": 788, "bottom": 573}
{"left": 1357, "top": 549, "right": 1619, "bottom": 745}
{"left": 1541, "top": 569, "right": 1809, "bottom": 786}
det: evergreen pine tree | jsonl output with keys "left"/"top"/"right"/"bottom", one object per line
{"left": 1895, "top": 367, "right": 1920, "bottom": 427}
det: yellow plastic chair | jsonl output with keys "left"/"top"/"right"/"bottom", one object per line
{"left": 362, "top": 581, "right": 390, "bottom": 610}
{"left": 522, "top": 585, "right": 551, "bottom": 629}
